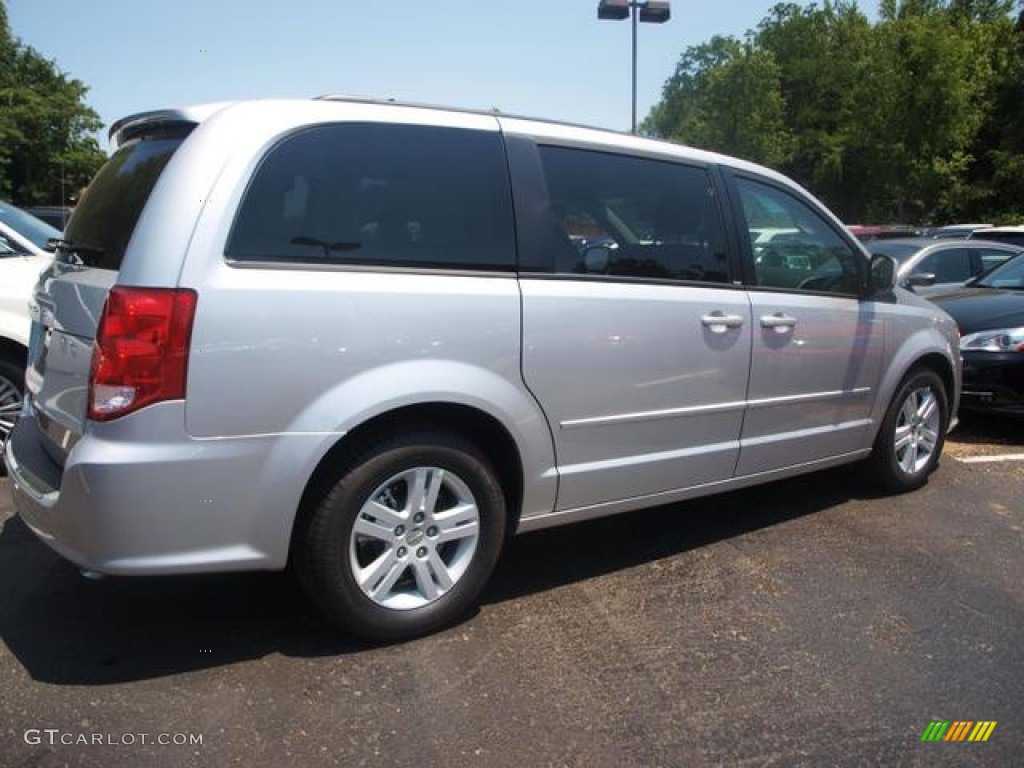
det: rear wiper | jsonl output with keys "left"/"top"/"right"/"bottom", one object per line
{"left": 290, "top": 236, "right": 362, "bottom": 259}
{"left": 47, "top": 238, "right": 105, "bottom": 264}
{"left": 48, "top": 238, "right": 105, "bottom": 254}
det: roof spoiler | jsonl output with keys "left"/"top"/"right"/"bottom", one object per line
{"left": 108, "top": 102, "right": 235, "bottom": 149}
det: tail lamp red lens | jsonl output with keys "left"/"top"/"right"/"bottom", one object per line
{"left": 88, "top": 287, "right": 198, "bottom": 421}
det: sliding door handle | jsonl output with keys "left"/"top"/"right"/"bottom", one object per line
{"left": 701, "top": 311, "right": 746, "bottom": 332}
{"left": 760, "top": 312, "right": 797, "bottom": 332}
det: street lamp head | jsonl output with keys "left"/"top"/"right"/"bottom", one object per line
{"left": 597, "top": 0, "right": 630, "bottom": 21}
{"left": 638, "top": 1, "right": 670, "bottom": 23}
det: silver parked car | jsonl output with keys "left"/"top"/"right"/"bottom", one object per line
{"left": 5, "top": 98, "right": 961, "bottom": 640}
{"left": 868, "top": 237, "right": 1022, "bottom": 296}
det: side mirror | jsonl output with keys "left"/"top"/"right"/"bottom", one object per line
{"left": 906, "top": 272, "right": 936, "bottom": 288}
{"left": 869, "top": 254, "right": 898, "bottom": 293}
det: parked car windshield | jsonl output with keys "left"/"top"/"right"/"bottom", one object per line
{"left": 974, "top": 252, "right": 1024, "bottom": 289}
{"left": 0, "top": 199, "right": 61, "bottom": 250}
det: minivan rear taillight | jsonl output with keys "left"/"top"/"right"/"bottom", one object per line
{"left": 88, "top": 287, "right": 198, "bottom": 421}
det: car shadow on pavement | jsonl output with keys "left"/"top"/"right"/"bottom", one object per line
{"left": 949, "top": 411, "right": 1024, "bottom": 446}
{"left": 0, "top": 465, "right": 881, "bottom": 685}
{"left": 485, "top": 464, "right": 882, "bottom": 605}
{"left": 0, "top": 513, "right": 361, "bottom": 685}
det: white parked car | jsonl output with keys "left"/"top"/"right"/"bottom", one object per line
{"left": 0, "top": 200, "right": 61, "bottom": 257}
{"left": 968, "top": 226, "right": 1024, "bottom": 248}
{"left": 0, "top": 202, "right": 56, "bottom": 449}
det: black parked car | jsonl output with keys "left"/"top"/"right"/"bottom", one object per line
{"left": 932, "top": 253, "right": 1024, "bottom": 413}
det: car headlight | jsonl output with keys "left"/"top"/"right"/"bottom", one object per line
{"left": 959, "top": 327, "right": 1024, "bottom": 352}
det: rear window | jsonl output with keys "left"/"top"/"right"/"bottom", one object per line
{"left": 60, "top": 131, "right": 189, "bottom": 270}
{"left": 225, "top": 123, "right": 515, "bottom": 271}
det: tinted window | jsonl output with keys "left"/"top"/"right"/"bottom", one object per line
{"left": 227, "top": 124, "right": 515, "bottom": 271}
{"left": 537, "top": 146, "right": 729, "bottom": 283}
{"left": 737, "top": 178, "right": 862, "bottom": 294}
{"left": 916, "top": 248, "right": 971, "bottom": 282}
{"left": 61, "top": 133, "right": 188, "bottom": 270}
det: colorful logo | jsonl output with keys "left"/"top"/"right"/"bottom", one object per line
{"left": 921, "top": 721, "right": 997, "bottom": 742}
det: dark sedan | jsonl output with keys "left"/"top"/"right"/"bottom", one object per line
{"left": 932, "top": 253, "right": 1024, "bottom": 413}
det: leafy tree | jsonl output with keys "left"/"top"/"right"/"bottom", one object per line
{"left": 969, "top": 2, "right": 1024, "bottom": 221}
{"left": 865, "top": 3, "right": 994, "bottom": 220}
{"left": 0, "top": 2, "right": 106, "bottom": 206}
{"left": 643, "top": 0, "right": 1021, "bottom": 224}
{"left": 755, "top": 2, "right": 875, "bottom": 218}
{"left": 643, "top": 35, "right": 791, "bottom": 167}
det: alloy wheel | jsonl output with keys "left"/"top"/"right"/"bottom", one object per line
{"left": 892, "top": 385, "right": 941, "bottom": 476}
{"left": 348, "top": 466, "right": 481, "bottom": 611}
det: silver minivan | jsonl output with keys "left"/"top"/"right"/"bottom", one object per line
{"left": 5, "top": 98, "right": 961, "bottom": 640}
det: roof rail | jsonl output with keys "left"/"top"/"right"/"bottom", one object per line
{"left": 312, "top": 93, "right": 622, "bottom": 136}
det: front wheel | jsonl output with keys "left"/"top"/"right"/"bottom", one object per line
{"left": 869, "top": 368, "right": 948, "bottom": 493}
{"left": 295, "top": 432, "right": 506, "bottom": 641}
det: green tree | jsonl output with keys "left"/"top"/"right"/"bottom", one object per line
{"left": 755, "top": 2, "right": 875, "bottom": 218}
{"left": 0, "top": 2, "right": 106, "bottom": 206}
{"left": 851, "top": 1, "right": 1017, "bottom": 221}
{"left": 969, "top": 2, "right": 1024, "bottom": 221}
{"left": 642, "top": 35, "right": 791, "bottom": 167}
{"left": 643, "top": 1, "right": 1020, "bottom": 224}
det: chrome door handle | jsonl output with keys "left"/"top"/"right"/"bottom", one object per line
{"left": 701, "top": 311, "right": 745, "bottom": 332}
{"left": 760, "top": 312, "right": 797, "bottom": 332}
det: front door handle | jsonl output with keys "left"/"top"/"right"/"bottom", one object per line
{"left": 760, "top": 312, "right": 797, "bottom": 332}
{"left": 701, "top": 311, "right": 746, "bottom": 333}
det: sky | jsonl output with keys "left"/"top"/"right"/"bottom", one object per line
{"left": 9, "top": 0, "right": 876, "bottom": 150}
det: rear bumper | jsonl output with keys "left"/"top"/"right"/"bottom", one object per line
{"left": 4, "top": 400, "right": 333, "bottom": 575}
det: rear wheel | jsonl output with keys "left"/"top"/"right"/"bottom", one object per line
{"left": 869, "top": 367, "right": 948, "bottom": 493}
{"left": 295, "top": 431, "right": 506, "bottom": 641}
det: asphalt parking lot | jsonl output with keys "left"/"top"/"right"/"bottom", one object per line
{"left": 1, "top": 419, "right": 1021, "bottom": 767}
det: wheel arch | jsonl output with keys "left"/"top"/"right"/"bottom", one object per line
{"left": 913, "top": 351, "right": 957, "bottom": 416}
{"left": 868, "top": 322, "right": 960, "bottom": 448}
{"left": 289, "top": 402, "right": 526, "bottom": 558}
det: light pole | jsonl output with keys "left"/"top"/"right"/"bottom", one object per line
{"left": 597, "top": 0, "right": 671, "bottom": 134}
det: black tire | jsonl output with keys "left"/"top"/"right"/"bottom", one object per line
{"left": 0, "top": 353, "right": 26, "bottom": 466}
{"left": 868, "top": 367, "right": 948, "bottom": 493}
{"left": 294, "top": 431, "right": 506, "bottom": 642}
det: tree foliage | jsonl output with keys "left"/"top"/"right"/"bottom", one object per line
{"left": 642, "top": 1, "right": 1024, "bottom": 224}
{"left": 0, "top": 2, "right": 106, "bottom": 206}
